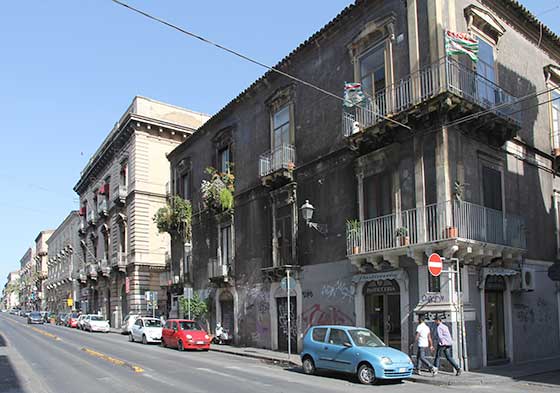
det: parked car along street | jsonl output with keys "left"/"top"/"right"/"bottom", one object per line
{"left": 121, "top": 314, "right": 140, "bottom": 335}
{"left": 300, "top": 326, "right": 414, "bottom": 384}
{"left": 84, "top": 315, "right": 110, "bottom": 333}
{"left": 161, "top": 319, "right": 210, "bottom": 351}
{"left": 27, "top": 311, "right": 44, "bottom": 325}
{"left": 129, "top": 317, "right": 163, "bottom": 344}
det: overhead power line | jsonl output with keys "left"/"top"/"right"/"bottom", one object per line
{"left": 110, "top": 0, "right": 411, "bottom": 130}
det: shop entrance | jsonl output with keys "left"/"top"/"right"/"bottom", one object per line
{"left": 364, "top": 280, "right": 401, "bottom": 348}
{"left": 485, "top": 275, "right": 507, "bottom": 364}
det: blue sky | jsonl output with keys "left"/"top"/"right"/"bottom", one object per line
{"left": 0, "top": 0, "right": 557, "bottom": 290}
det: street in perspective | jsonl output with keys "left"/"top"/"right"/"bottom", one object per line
{"left": 2, "top": 0, "right": 560, "bottom": 392}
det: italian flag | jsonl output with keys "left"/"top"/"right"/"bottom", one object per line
{"left": 445, "top": 31, "right": 479, "bottom": 62}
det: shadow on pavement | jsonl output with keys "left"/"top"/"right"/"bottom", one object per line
{"left": 285, "top": 366, "right": 407, "bottom": 386}
{"left": 0, "top": 334, "right": 6, "bottom": 347}
{"left": 0, "top": 355, "right": 23, "bottom": 393}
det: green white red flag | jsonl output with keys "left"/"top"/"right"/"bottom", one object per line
{"left": 343, "top": 82, "right": 366, "bottom": 108}
{"left": 445, "top": 31, "right": 479, "bottom": 62}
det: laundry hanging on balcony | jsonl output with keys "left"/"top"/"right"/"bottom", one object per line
{"left": 445, "top": 31, "right": 479, "bottom": 62}
{"left": 343, "top": 82, "right": 366, "bottom": 107}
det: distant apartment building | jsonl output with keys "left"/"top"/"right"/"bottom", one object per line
{"left": 45, "top": 211, "right": 81, "bottom": 313}
{"left": 34, "top": 230, "right": 53, "bottom": 310}
{"left": 2, "top": 271, "right": 20, "bottom": 310}
{"left": 73, "top": 96, "right": 209, "bottom": 327}
{"left": 19, "top": 247, "right": 35, "bottom": 310}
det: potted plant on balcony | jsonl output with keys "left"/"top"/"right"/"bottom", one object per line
{"left": 201, "top": 167, "right": 235, "bottom": 215}
{"left": 445, "top": 181, "right": 466, "bottom": 238}
{"left": 395, "top": 227, "right": 410, "bottom": 246}
{"left": 346, "top": 219, "right": 361, "bottom": 254}
{"left": 153, "top": 195, "right": 193, "bottom": 242}
{"left": 287, "top": 161, "right": 295, "bottom": 171}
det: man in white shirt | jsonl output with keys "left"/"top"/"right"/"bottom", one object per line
{"left": 415, "top": 314, "right": 436, "bottom": 375}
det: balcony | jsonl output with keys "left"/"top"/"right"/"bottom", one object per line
{"left": 78, "top": 220, "right": 87, "bottom": 236}
{"left": 343, "top": 57, "right": 521, "bottom": 147}
{"left": 116, "top": 251, "right": 127, "bottom": 272}
{"left": 97, "top": 199, "right": 108, "bottom": 217}
{"left": 113, "top": 184, "right": 128, "bottom": 205}
{"left": 87, "top": 263, "right": 98, "bottom": 280}
{"left": 259, "top": 144, "right": 295, "bottom": 187}
{"left": 98, "top": 258, "right": 110, "bottom": 277}
{"left": 87, "top": 209, "right": 96, "bottom": 226}
{"left": 347, "top": 200, "right": 526, "bottom": 267}
{"left": 208, "top": 258, "right": 230, "bottom": 283}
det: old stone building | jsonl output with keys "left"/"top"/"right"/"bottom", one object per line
{"left": 167, "top": 0, "right": 560, "bottom": 370}
{"left": 73, "top": 96, "right": 209, "bottom": 327}
{"left": 18, "top": 248, "right": 35, "bottom": 310}
{"left": 34, "top": 230, "right": 54, "bottom": 310}
{"left": 45, "top": 211, "right": 81, "bottom": 313}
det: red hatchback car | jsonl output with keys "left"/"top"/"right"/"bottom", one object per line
{"left": 67, "top": 313, "right": 80, "bottom": 328}
{"left": 161, "top": 319, "right": 210, "bottom": 351}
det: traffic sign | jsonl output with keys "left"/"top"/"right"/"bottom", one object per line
{"left": 428, "top": 253, "right": 443, "bottom": 277}
{"left": 67, "top": 298, "right": 74, "bottom": 307}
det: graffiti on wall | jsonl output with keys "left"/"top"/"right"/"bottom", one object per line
{"left": 277, "top": 298, "right": 298, "bottom": 338}
{"left": 320, "top": 280, "right": 353, "bottom": 302}
{"left": 420, "top": 294, "right": 445, "bottom": 303}
{"left": 514, "top": 297, "right": 554, "bottom": 327}
{"left": 302, "top": 303, "right": 355, "bottom": 330}
{"left": 243, "top": 286, "right": 270, "bottom": 346}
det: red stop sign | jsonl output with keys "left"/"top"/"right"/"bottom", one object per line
{"left": 428, "top": 253, "right": 443, "bottom": 277}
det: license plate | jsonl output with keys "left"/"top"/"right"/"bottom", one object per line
{"left": 399, "top": 368, "right": 407, "bottom": 373}
{"left": 196, "top": 341, "right": 205, "bottom": 345}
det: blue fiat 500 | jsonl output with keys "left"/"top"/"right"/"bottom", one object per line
{"left": 300, "top": 325, "right": 413, "bottom": 384}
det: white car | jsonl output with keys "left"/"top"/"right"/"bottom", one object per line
{"left": 121, "top": 314, "right": 141, "bottom": 334}
{"left": 84, "top": 315, "right": 110, "bottom": 333}
{"left": 129, "top": 317, "right": 163, "bottom": 344}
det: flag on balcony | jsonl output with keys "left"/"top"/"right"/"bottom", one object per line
{"left": 445, "top": 31, "right": 478, "bottom": 62}
{"left": 343, "top": 82, "right": 366, "bottom": 107}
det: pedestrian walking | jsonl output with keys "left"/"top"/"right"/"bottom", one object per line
{"left": 415, "top": 314, "right": 436, "bottom": 376}
{"left": 434, "top": 316, "right": 462, "bottom": 376}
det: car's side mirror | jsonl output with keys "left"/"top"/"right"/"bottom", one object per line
{"left": 343, "top": 342, "right": 353, "bottom": 348}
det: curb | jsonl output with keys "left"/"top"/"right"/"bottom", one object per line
{"left": 409, "top": 368, "right": 560, "bottom": 387}
{"left": 209, "top": 347, "right": 300, "bottom": 367}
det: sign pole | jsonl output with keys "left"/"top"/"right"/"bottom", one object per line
{"left": 453, "top": 258, "right": 468, "bottom": 372}
{"left": 287, "top": 269, "right": 291, "bottom": 361}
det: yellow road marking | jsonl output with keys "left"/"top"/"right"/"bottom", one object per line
{"left": 30, "top": 327, "right": 61, "bottom": 341}
{"left": 81, "top": 348, "right": 144, "bottom": 373}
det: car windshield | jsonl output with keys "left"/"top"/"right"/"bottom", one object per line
{"left": 30, "top": 312, "right": 41, "bottom": 318}
{"left": 348, "top": 329, "right": 385, "bottom": 347}
{"left": 90, "top": 316, "right": 104, "bottom": 321}
{"left": 70, "top": 313, "right": 79, "bottom": 318}
{"left": 144, "top": 319, "right": 161, "bottom": 327}
{"left": 178, "top": 321, "right": 200, "bottom": 331}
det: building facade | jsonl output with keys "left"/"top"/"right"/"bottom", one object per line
{"left": 73, "top": 96, "right": 209, "bottom": 327}
{"left": 167, "top": 0, "right": 560, "bottom": 370}
{"left": 34, "top": 230, "right": 53, "bottom": 310}
{"left": 45, "top": 211, "right": 81, "bottom": 313}
{"left": 2, "top": 271, "right": 21, "bottom": 310}
{"left": 18, "top": 247, "right": 35, "bottom": 310}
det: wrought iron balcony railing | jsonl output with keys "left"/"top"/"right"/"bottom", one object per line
{"left": 347, "top": 200, "right": 526, "bottom": 256}
{"left": 259, "top": 144, "right": 296, "bottom": 178}
{"left": 208, "top": 258, "right": 230, "bottom": 280}
{"left": 343, "top": 57, "right": 520, "bottom": 137}
{"left": 113, "top": 184, "right": 128, "bottom": 204}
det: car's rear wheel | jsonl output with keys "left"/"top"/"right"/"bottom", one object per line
{"left": 129, "top": 333, "right": 134, "bottom": 342}
{"left": 177, "top": 340, "right": 184, "bottom": 351}
{"left": 161, "top": 338, "right": 167, "bottom": 348}
{"left": 142, "top": 335, "right": 148, "bottom": 345}
{"left": 302, "top": 356, "right": 316, "bottom": 375}
{"left": 357, "top": 364, "right": 376, "bottom": 385}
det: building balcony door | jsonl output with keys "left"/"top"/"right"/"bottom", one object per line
{"left": 364, "top": 280, "right": 401, "bottom": 348}
{"left": 485, "top": 275, "right": 507, "bottom": 364}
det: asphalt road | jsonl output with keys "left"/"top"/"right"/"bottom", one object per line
{"left": 0, "top": 314, "right": 558, "bottom": 393}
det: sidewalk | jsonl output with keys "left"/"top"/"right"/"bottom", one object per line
{"left": 410, "top": 357, "right": 560, "bottom": 386}
{"left": 209, "top": 345, "right": 302, "bottom": 367}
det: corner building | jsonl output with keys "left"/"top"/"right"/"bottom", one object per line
{"left": 168, "top": 0, "right": 560, "bottom": 370}
{"left": 74, "top": 96, "right": 208, "bottom": 327}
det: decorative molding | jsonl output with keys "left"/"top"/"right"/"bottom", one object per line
{"left": 465, "top": 5, "right": 506, "bottom": 43}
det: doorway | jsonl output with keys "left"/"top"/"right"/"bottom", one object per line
{"left": 121, "top": 284, "right": 128, "bottom": 317}
{"left": 485, "top": 275, "right": 507, "bottom": 364}
{"left": 364, "top": 280, "right": 401, "bottom": 348}
{"left": 219, "top": 290, "right": 234, "bottom": 335}
{"left": 276, "top": 296, "right": 297, "bottom": 352}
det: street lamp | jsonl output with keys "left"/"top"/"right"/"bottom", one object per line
{"left": 300, "top": 200, "right": 328, "bottom": 236}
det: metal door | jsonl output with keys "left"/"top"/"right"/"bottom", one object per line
{"left": 277, "top": 296, "right": 297, "bottom": 352}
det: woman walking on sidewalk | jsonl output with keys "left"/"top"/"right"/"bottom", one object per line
{"left": 434, "top": 316, "right": 462, "bottom": 376}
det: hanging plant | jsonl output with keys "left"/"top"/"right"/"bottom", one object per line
{"left": 153, "top": 195, "right": 193, "bottom": 241}
{"left": 201, "top": 166, "right": 235, "bottom": 214}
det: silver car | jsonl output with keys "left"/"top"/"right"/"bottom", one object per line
{"left": 121, "top": 314, "right": 140, "bottom": 334}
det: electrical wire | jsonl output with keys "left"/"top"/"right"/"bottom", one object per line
{"left": 109, "top": 0, "right": 411, "bottom": 130}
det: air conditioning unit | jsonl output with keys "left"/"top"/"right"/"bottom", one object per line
{"left": 520, "top": 267, "right": 535, "bottom": 291}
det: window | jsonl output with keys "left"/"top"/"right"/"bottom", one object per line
{"left": 218, "top": 147, "right": 230, "bottom": 173}
{"left": 120, "top": 163, "right": 128, "bottom": 187}
{"left": 312, "top": 328, "right": 327, "bottom": 342}
{"left": 482, "top": 165, "right": 503, "bottom": 211}
{"left": 181, "top": 172, "right": 191, "bottom": 200}
{"left": 119, "top": 224, "right": 126, "bottom": 253}
{"left": 103, "top": 231, "right": 110, "bottom": 261}
{"left": 476, "top": 38, "right": 496, "bottom": 105}
{"left": 328, "top": 328, "right": 351, "bottom": 346}
{"left": 363, "top": 172, "right": 392, "bottom": 219}
{"left": 428, "top": 274, "right": 441, "bottom": 293}
{"left": 360, "top": 44, "right": 386, "bottom": 97}
{"left": 551, "top": 90, "right": 560, "bottom": 150}
{"left": 220, "top": 225, "right": 232, "bottom": 266}
{"left": 272, "top": 106, "right": 291, "bottom": 148}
